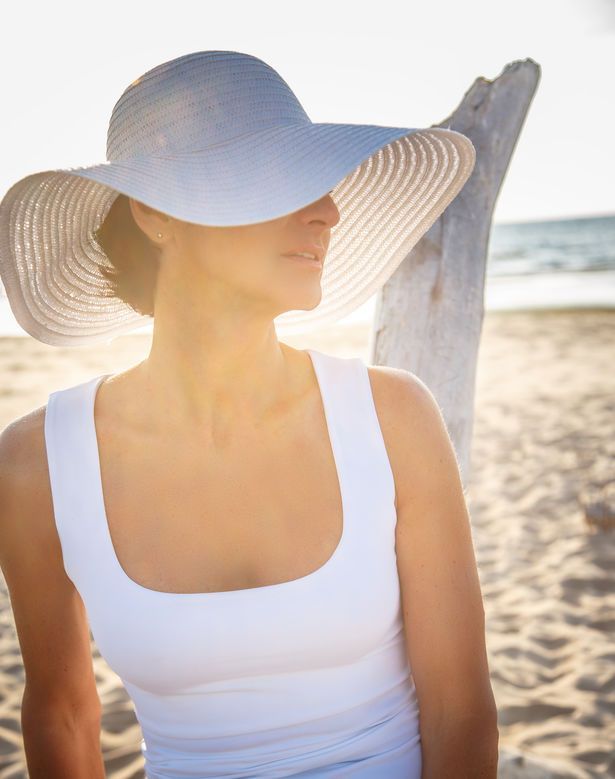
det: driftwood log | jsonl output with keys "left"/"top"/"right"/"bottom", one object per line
{"left": 369, "top": 58, "right": 541, "bottom": 489}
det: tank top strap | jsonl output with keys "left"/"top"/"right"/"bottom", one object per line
{"left": 44, "top": 374, "right": 111, "bottom": 596}
{"left": 305, "top": 349, "right": 396, "bottom": 522}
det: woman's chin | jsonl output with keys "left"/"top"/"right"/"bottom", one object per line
{"left": 274, "top": 293, "right": 323, "bottom": 317}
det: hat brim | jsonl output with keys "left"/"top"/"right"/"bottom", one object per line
{"left": 0, "top": 122, "right": 475, "bottom": 346}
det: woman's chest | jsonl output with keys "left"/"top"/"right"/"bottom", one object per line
{"left": 88, "top": 419, "right": 402, "bottom": 693}
{"left": 99, "top": 410, "right": 344, "bottom": 595}
{"left": 90, "top": 468, "right": 401, "bottom": 694}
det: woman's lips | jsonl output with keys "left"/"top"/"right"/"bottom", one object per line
{"left": 280, "top": 253, "right": 322, "bottom": 269}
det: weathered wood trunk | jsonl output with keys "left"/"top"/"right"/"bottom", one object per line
{"left": 369, "top": 59, "right": 541, "bottom": 488}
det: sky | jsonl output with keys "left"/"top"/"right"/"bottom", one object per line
{"left": 1, "top": 0, "right": 613, "bottom": 228}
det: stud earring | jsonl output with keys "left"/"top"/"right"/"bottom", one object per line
{"left": 157, "top": 232, "right": 163, "bottom": 239}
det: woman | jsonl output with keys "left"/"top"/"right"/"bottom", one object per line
{"left": 0, "top": 51, "right": 498, "bottom": 777}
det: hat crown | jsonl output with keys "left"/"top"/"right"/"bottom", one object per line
{"left": 106, "top": 51, "right": 312, "bottom": 161}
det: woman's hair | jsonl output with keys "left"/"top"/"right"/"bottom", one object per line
{"left": 93, "top": 194, "right": 161, "bottom": 317}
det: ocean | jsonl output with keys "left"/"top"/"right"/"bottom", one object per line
{"left": 1, "top": 213, "right": 613, "bottom": 336}
{"left": 482, "top": 212, "right": 615, "bottom": 314}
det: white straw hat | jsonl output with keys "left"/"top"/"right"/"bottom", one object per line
{"left": 0, "top": 50, "right": 476, "bottom": 347}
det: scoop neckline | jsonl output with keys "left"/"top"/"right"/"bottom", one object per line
{"left": 88, "top": 347, "right": 349, "bottom": 600}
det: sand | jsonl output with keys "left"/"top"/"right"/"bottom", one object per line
{"left": 0, "top": 309, "right": 613, "bottom": 778}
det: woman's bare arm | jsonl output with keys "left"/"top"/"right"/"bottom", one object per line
{"left": 0, "top": 410, "right": 105, "bottom": 779}
{"left": 367, "top": 366, "right": 499, "bottom": 779}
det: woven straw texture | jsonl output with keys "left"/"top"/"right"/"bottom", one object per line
{"left": 0, "top": 51, "right": 476, "bottom": 346}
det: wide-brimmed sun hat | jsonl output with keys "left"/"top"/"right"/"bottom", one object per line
{"left": 0, "top": 50, "right": 476, "bottom": 347}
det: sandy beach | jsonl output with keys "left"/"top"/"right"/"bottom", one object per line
{"left": 0, "top": 308, "right": 613, "bottom": 778}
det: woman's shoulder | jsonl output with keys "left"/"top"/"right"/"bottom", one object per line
{"left": 0, "top": 405, "right": 59, "bottom": 575}
{"left": 363, "top": 362, "right": 451, "bottom": 496}
{"left": 0, "top": 367, "right": 100, "bottom": 545}
{"left": 365, "top": 360, "right": 435, "bottom": 402}
{"left": 0, "top": 404, "right": 49, "bottom": 489}
{"left": 0, "top": 402, "right": 56, "bottom": 523}
{"left": 366, "top": 362, "right": 447, "bottom": 438}
{"left": 304, "top": 347, "right": 438, "bottom": 433}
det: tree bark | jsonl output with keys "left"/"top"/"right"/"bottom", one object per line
{"left": 370, "top": 58, "right": 541, "bottom": 487}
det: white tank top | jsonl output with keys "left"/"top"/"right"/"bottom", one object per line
{"left": 44, "top": 348, "right": 422, "bottom": 778}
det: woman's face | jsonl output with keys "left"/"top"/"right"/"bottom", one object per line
{"left": 153, "top": 192, "right": 341, "bottom": 322}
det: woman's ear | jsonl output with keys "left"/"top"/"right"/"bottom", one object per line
{"left": 128, "top": 198, "right": 172, "bottom": 244}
